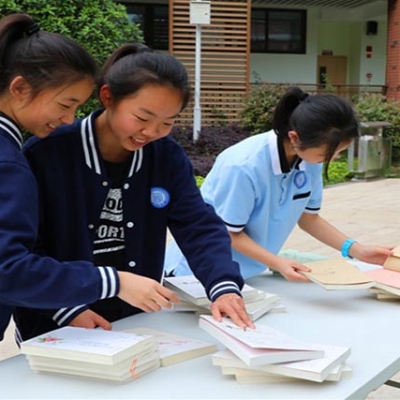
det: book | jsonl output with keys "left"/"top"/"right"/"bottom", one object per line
{"left": 20, "top": 327, "right": 156, "bottom": 365}
{"left": 365, "top": 245, "right": 400, "bottom": 297}
{"left": 221, "top": 363, "right": 352, "bottom": 384}
{"left": 369, "top": 287, "right": 400, "bottom": 300}
{"left": 300, "top": 258, "right": 375, "bottom": 290}
{"left": 163, "top": 275, "right": 261, "bottom": 306}
{"left": 193, "top": 292, "right": 282, "bottom": 322}
{"left": 124, "top": 327, "right": 217, "bottom": 366}
{"left": 199, "top": 315, "right": 324, "bottom": 367}
{"left": 27, "top": 347, "right": 160, "bottom": 383}
{"left": 244, "top": 296, "right": 281, "bottom": 321}
{"left": 164, "top": 275, "right": 282, "bottom": 321}
{"left": 212, "top": 345, "right": 351, "bottom": 383}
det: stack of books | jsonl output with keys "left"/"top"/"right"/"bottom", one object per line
{"left": 365, "top": 246, "right": 400, "bottom": 300}
{"left": 20, "top": 327, "right": 160, "bottom": 383}
{"left": 199, "top": 315, "right": 351, "bottom": 384}
{"left": 163, "top": 275, "right": 284, "bottom": 321}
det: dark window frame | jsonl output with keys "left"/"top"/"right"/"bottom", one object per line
{"left": 251, "top": 8, "right": 307, "bottom": 54}
{"left": 118, "top": 2, "right": 169, "bottom": 50}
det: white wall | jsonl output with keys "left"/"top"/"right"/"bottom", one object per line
{"left": 250, "top": 4, "right": 387, "bottom": 86}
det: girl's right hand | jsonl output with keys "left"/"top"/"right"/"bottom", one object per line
{"left": 270, "top": 258, "right": 311, "bottom": 282}
{"left": 117, "top": 272, "right": 180, "bottom": 312}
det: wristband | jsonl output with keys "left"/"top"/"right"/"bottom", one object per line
{"left": 341, "top": 239, "right": 357, "bottom": 259}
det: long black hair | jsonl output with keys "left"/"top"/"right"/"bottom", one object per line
{"left": 273, "top": 87, "right": 359, "bottom": 178}
{"left": 0, "top": 13, "right": 97, "bottom": 98}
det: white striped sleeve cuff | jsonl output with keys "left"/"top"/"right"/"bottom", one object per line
{"left": 52, "top": 306, "right": 89, "bottom": 326}
{"left": 209, "top": 281, "right": 242, "bottom": 302}
{"left": 98, "top": 266, "right": 119, "bottom": 299}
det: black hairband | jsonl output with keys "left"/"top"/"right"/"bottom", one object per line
{"left": 26, "top": 23, "right": 40, "bottom": 36}
{"left": 300, "top": 92, "right": 309, "bottom": 102}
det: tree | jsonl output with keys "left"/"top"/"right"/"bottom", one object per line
{"left": 0, "top": 0, "right": 143, "bottom": 115}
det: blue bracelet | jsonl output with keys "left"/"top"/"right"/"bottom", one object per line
{"left": 341, "top": 239, "right": 357, "bottom": 259}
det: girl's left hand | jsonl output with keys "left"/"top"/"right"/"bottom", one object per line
{"left": 210, "top": 293, "right": 255, "bottom": 329}
{"left": 351, "top": 243, "right": 393, "bottom": 265}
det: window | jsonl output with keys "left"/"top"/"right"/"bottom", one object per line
{"left": 119, "top": 3, "right": 169, "bottom": 50}
{"left": 251, "top": 9, "right": 307, "bottom": 54}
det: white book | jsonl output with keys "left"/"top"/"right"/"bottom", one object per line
{"left": 20, "top": 327, "right": 156, "bottom": 365}
{"left": 245, "top": 298, "right": 282, "bottom": 321}
{"left": 220, "top": 363, "right": 350, "bottom": 383}
{"left": 199, "top": 315, "right": 324, "bottom": 367}
{"left": 29, "top": 355, "right": 160, "bottom": 383}
{"left": 163, "top": 275, "right": 260, "bottom": 306}
{"left": 193, "top": 297, "right": 284, "bottom": 322}
{"left": 27, "top": 344, "right": 158, "bottom": 377}
{"left": 212, "top": 345, "right": 351, "bottom": 382}
{"left": 125, "top": 327, "right": 217, "bottom": 366}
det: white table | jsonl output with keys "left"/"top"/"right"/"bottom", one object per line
{"left": 1, "top": 274, "right": 400, "bottom": 400}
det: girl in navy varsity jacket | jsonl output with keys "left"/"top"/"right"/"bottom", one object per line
{"left": 15, "top": 43, "right": 253, "bottom": 341}
{"left": 0, "top": 15, "right": 168, "bottom": 342}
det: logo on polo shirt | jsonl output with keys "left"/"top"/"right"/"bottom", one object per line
{"left": 150, "top": 186, "right": 170, "bottom": 208}
{"left": 294, "top": 171, "right": 307, "bottom": 188}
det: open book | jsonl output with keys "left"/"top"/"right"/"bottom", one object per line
{"left": 199, "top": 315, "right": 324, "bottom": 367}
{"left": 300, "top": 258, "right": 375, "bottom": 290}
{"left": 124, "top": 327, "right": 217, "bottom": 366}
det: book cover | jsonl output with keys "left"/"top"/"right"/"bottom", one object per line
{"left": 20, "top": 327, "right": 155, "bottom": 365}
{"left": 301, "top": 258, "right": 375, "bottom": 290}
{"left": 199, "top": 315, "right": 324, "bottom": 366}
{"left": 163, "top": 275, "right": 260, "bottom": 306}
{"left": 125, "top": 327, "right": 217, "bottom": 366}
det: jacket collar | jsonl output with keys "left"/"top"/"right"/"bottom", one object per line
{"left": 80, "top": 110, "right": 143, "bottom": 177}
{"left": 0, "top": 112, "right": 23, "bottom": 150}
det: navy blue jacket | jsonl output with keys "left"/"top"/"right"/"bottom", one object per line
{"left": 16, "top": 110, "right": 244, "bottom": 339}
{"left": 0, "top": 113, "right": 119, "bottom": 341}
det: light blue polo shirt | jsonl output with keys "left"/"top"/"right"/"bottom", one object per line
{"left": 165, "top": 130, "right": 323, "bottom": 279}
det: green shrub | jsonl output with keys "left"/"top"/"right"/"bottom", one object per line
{"left": 324, "top": 160, "right": 353, "bottom": 186}
{"left": 195, "top": 176, "right": 205, "bottom": 188}
{"left": 239, "top": 83, "right": 289, "bottom": 134}
{"left": 0, "top": 0, "right": 143, "bottom": 117}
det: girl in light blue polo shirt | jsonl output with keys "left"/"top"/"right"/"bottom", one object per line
{"left": 165, "top": 87, "right": 392, "bottom": 280}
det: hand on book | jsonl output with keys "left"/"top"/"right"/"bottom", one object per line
{"left": 348, "top": 243, "right": 393, "bottom": 266}
{"left": 270, "top": 257, "right": 312, "bottom": 282}
{"left": 210, "top": 293, "right": 255, "bottom": 329}
{"left": 117, "top": 272, "right": 180, "bottom": 312}
{"left": 68, "top": 309, "right": 112, "bottom": 330}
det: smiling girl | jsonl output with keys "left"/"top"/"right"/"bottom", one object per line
{"left": 15, "top": 43, "right": 253, "bottom": 341}
{"left": 0, "top": 14, "right": 172, "bottom": 342}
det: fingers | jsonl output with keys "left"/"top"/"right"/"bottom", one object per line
{"left": 211, "top": 294, "right": 255, "bottom": 329}
{"left": 293, "top": 263, "right": 311, "bottom": 272}
{"left": 92, "top": 315, "right": 112, "bottom": 330}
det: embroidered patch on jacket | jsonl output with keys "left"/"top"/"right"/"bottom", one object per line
{"left": 294, "top": 170, "right": 307, "bottom": 189}
{"left": 150, "top": 187, "right": 170, "bottom": 209}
